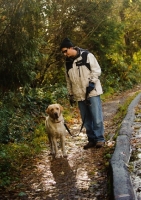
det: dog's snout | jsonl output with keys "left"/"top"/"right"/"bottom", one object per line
{"left": 54, "top": 112, "right": 59, "bottom": 118}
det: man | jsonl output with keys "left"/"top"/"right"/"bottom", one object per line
{"left": 60, "top": 38, "right": 105, "bottom": 149}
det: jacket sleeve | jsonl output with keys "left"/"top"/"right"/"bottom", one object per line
{"left": 87, "top": 53, "right": 101, "bottom": 83}
{"left": 65, "top": 70, "right": 73, "bottom": 95}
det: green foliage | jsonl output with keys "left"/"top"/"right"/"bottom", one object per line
{"left": 101, "top": 87, "right": 115, "bottom": 101}
{"left": 0, "top": 88, "right": 51, "bottom": 144}
{"left": 0, "top": 0, "right": 45, "bottom": 91}
{"left": 0, "top": 107, "right": 12, "bottom": 144}
{"left": 43, "top": 83, "right": 68, "bottom": 103}
{"left": 31, "top": 122, "right": 48, "bottom": 152}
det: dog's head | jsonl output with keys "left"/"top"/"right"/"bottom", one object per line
{"left": 46, "top": 104, "right": 63, "bottom": 120}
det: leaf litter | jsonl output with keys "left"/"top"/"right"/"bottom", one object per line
{"left": 1, "top": 85, "right": 141, "bottom": 200}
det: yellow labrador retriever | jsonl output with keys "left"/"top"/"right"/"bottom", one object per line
{"left": 45, "top": 104, "right": 67, "bottom": 158}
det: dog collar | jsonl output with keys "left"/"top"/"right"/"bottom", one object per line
{"left": 49, "top": 116, "right": 64, "bottom": 123}
{"left": 55, "top": 120, "right": 62, "bottom": 123}
{"left": 50, "top": 118, "right": 63, "bottom": 123}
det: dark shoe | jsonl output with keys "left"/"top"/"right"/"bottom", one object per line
{"left": 96, "top": 141, "right": 105, "bottom": 148}
{"left": 83, "top": 142, "right": 96, "bottom": 150}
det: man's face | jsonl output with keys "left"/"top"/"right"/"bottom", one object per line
{"left": 61, "top": 47, "right": 74, "bottom": 57}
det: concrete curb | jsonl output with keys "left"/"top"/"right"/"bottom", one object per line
{"left": 110, "top": 93, "right": 141, "bottom": 200}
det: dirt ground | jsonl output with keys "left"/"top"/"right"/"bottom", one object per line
{"left": 1, "top": 85, "right": 141, "bottom": 200}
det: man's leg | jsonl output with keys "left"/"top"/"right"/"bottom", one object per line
{"left": 89, "top": 96, "right": 105, "bottom": 147}
{"left": 78, "top": 100, "right": 97, "bottom": 149}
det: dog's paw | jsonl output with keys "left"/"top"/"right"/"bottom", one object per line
{"left": 49, "top": 151, "right": 55, "bottom": 156}
{"left": 55, "top": 153, "right": 60, "bottom": 159}
{"left": 63, "top": 153, "right": 67, "bottom": 158}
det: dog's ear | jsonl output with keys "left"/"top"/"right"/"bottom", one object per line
{"left": 59, "top": 104, "right": 63, "bottom": 112}
{"left": 46, "top": 106, "right": 50, "bottom": 114}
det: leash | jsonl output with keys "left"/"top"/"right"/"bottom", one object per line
{"left": 64, "top": 95, "right": 89, "bottom": 137}
{"left": 64, "top": 113, "right": 86, "bottom": 137}
{"left": 64, "top": 122, "right": 81, "bottom": 137}
{"left": 64, "top": 123, "right": 74, "bottom": 137}
{"left": 79, "top": 113, "right": 86, "bottom": 133}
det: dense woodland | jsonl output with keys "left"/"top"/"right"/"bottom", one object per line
{"left": 0, "top": 0, "right": 141, "bottom": 188}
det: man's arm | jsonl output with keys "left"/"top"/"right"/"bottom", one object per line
{"left": 87, "top": 53, "right": 101, "bottom": 83}
{"left": 65, "top": 70, "right": 73, "bottom": 95}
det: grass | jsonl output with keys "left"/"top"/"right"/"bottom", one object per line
{"left": 113, "top": 91, "right": 140, "bottom": 137}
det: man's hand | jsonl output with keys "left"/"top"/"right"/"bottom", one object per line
{"left": 69, "top": 95, "right": 76, "bottom": 106}
{"left": 86, "top": 82, "right": 95, "bottom": 93}
{"left": 85, "top": 82, "right": 95, "bottom": 105}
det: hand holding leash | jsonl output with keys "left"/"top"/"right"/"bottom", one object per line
{"left": 86, "top": 82, "right": 95, "bottom": 93}
{"left": 69, "top": 95, "right": 76, "bottom": 106}
{"left": 85, "top": 82, "right": 95, "bottom": 105}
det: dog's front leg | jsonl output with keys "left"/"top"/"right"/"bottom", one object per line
{"left": 49, "top": 137, "right": 55, "bottom": 155}
{"left": 61, "top": 136, "right": 67, "bottom": 157}
{"left": 52, "top": 138, "right": 59, "bottom": 158}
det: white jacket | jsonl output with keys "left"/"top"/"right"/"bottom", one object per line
{"left": 65, "top": 48, "right": 103, "bottom": 101}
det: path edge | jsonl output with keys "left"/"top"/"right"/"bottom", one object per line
{"left": 110, "top": 92, "right": 141, "bottom": 200}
